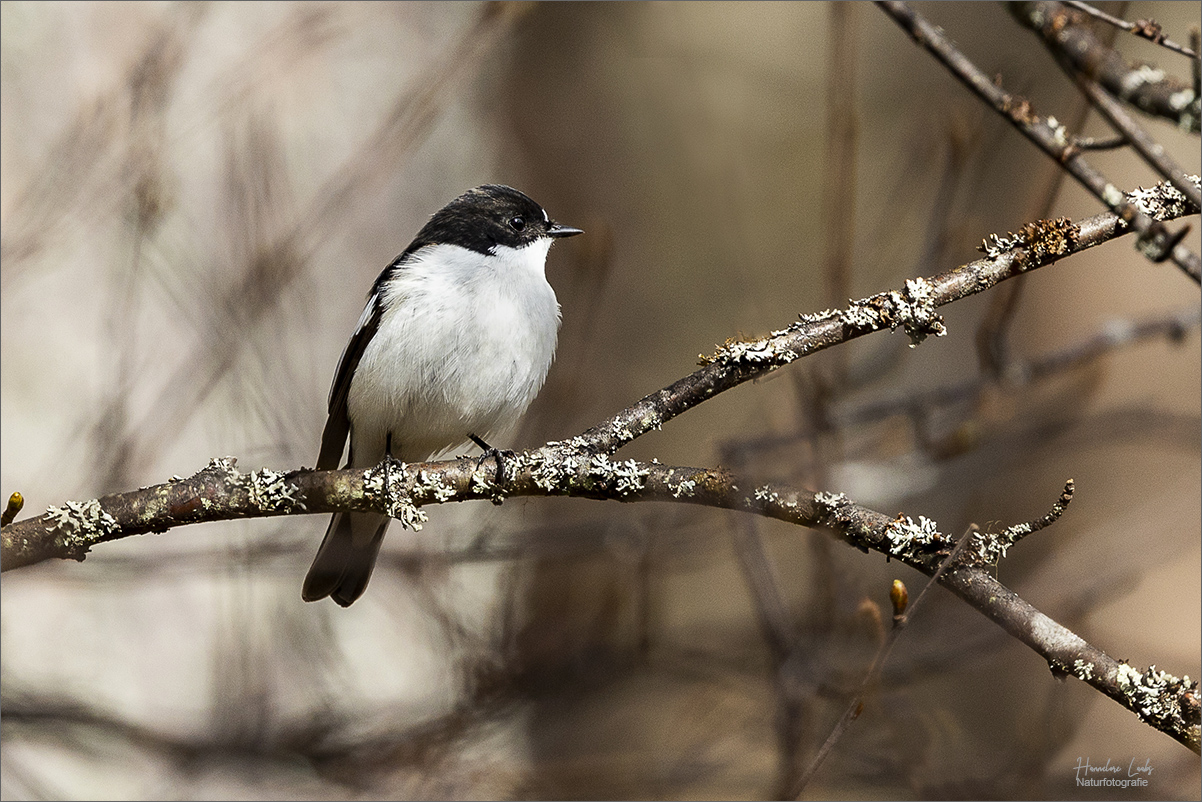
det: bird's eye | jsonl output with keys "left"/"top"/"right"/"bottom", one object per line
{"left": 509, "top": 216, "right": 526, "bottom": 232}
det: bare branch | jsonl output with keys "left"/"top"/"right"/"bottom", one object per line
{"left": 1071, "top": 132, "right": 1130, "bottom": 150}
{"left": 6, "top": 448, "right": 1198, "bottom": 747}
{"left": 1011, "top": 0, "right": 1202, "bottom": 132}
{"left": 1073, "top": 75, "right": 1201, "bottom": 207}
{"left": 790, "top": 525, "right": 981, "bottom": 798}
{"left": 724, "top": 303, "right": 1199, "bottom": 470}
{"left": 877, "top": 0, "right": 1201, "bottom": 282}
{"left": 1061, "top": 0, "right": 1200, "bottom": 58}
{"left": 588, "top": 178, "right": 1199, "bottom": 456}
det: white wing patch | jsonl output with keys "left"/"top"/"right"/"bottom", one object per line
{"left": 354, "top": 293, "right": 378, "bottom": 335}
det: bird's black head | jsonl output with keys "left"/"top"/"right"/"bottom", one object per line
{"left": 407, "top": 184, "right": 583, "bottom": 256}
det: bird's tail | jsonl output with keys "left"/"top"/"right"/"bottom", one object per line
{"left": 301, "top": 511, "right": 390, "bottom": 607}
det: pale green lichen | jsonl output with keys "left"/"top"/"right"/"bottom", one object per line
{"left": 1126, "top": 176, "right": 1199, "bottom": 221}
{"left": 703, "top": 336, "right": 799, "bottom": 367}
{"left": 813, "top": 491, "right": 848, "bottom": 507}
{"left": 968, "top": 520, "right": 1033, "bottom": 566}
{"left": 363, "top": 462, "right": 428, "bottom": 531}
{"left": 1169, "top": 88, "right": 1196, "bottom": 112}
{"left": 752, "top": 485, "right": 779, "bottom": 505}
{"left": 881, "top": 514, "right": 944, "bottom": 560}
{"left": 980, "top": 231, "right": 1022, "bottom": 258}
{"left": 206, "top": 456, "right": 239, "bottom": 477}
{"left": 470, "top": 465, "right": 496, "bottom": 495}
{"left": 44, "top": 498, "right": 119, "bottom": 556}
{"left": 901, "top": 278, "right": 946, "bottom": 346}
{"left": 416, "top": 469, "right": 457, "bottom": 503}
{"left": 669, "top": 478, "right": 697, "bottom": 498}
{"left": 839, "top": 281, "right": 946, "bottom": 347}
{"left": 840, "top": 303, "right": 881, "bottom": 329}
{"left": 1046, "top": 115, "right": 1068, "bottom": 147}
{"left": 1114, "top": 662, "right": 1197, "bottom": 729}
{"left": 247, "top": 467, "right": 304, "bottom": 512}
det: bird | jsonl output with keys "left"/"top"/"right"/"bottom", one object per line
{"left": 302, "top": 184, "right": 582, "bottom": 606}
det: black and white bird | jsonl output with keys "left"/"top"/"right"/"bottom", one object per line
{"left": 302, "top": 185, "right": 582, "bottom": 606}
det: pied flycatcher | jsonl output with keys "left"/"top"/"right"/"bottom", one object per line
{"left": 302, "top": 184, "right": 582, "bottom": 606}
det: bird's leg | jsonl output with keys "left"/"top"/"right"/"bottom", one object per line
{"left": 469, "top": 433, "right": 515, "bottom": 486}
{"left": 384, "top": 432, "right": 398, "bottom": 509}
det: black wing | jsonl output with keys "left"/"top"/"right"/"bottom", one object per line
{"left": 317, "top": 236, "right": 435, "bottom": 469}
{"left": 316, "top": 293, "right": 382, "bottom": 470}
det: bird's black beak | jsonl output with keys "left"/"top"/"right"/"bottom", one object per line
{"left": 548, "top": 222, "right": 584, "bottom": 238}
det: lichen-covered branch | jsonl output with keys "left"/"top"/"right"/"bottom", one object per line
{"left": 574, "top": 177, "right": 1199, "bottom": 455}
{"left": 5, "top": 453, "right": 1197, "bottom": 749}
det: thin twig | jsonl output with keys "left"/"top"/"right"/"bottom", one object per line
{"left": 1061, "top": 0, "right": 1200, "bottom": 58}
{"left": 1001, "top": 479, "right": 1075, "bottom": 546}
{"left": 1072, "top": 133, "right": 1129, "bottom": 150}
{"left": 788, "top": 524, "right": 980, "bottom": 798}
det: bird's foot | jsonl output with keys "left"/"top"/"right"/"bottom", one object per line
{"left": 469, "top": 434, "right": 515, "bottom": 489}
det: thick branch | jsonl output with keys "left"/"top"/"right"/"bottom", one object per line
{"left": 4, "top": 454, "right": 1196, "bottom": 750}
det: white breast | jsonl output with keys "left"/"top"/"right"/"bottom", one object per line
{"left": 346, "top": 241, "right": 561, "bottom": 465}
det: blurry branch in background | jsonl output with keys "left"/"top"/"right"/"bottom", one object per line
{"left": 772, "top": 9, "right": 866, "bottom": 767}
{"left": 0, "top": 2, "right": 517, "bottom": 496}
{"left": 1, "top": 679, "right": 500, "bottom": 798}
{"left": 974, "top": 0, "right": 1119, "bottom": 381}
{"left": 878, "top": 0, "right": 1201, "bottom": 282}
{"left": 1061, "top": 0, "right": 1198, "bottom": 58}
{"left": 0, "top": 4, "right": 208, "bottom": 286}
{"left": 4, "top": 176, "right": 1199, "bottom": 751}
{"left": 821, "top": 1, "right": 860, "bottom": 387}
{"left": 790, "top": 528, "right": 978, "bottom": 799}
{"left": 78, "top": 1, "right": 522, "bottom": 489}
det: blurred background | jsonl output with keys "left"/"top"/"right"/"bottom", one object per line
{"left": 2, "top": 1, "right": 1199, "bottom": 799}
